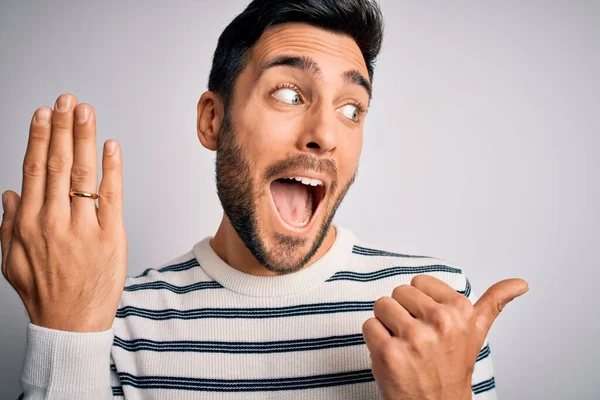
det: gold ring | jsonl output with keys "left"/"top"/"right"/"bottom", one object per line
{"left": 69, "top": 191, "right": 99, "bottom": 200}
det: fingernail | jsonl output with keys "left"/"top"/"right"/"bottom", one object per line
{"left": 34, "top": 108, "right": 51, "bottom": 126}
{"left": 2, "top": 192, "right": 7, "bottom": 209}
{"left": 106, "top": 141, "right": 117, "bottom": 155}
{"left": 55, "top": 95, "right": 73, "bottom": 112}
{"left": 75, "top": 105, "right": 89, "bottom": 124}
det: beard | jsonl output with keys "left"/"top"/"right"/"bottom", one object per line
{"left": 215, "top": 111, "right": 356, "bottom": 274}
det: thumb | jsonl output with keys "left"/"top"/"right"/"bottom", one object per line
{"left": 1, "top": 190, "right": 20, "bottom": 275}
{"left": 473, "top": 278, "right": 529, "bottom": 337}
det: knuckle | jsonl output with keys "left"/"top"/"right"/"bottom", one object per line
{"left": 430, "top": 307, "right": 453, "bottom": 333}
{"left": 22, "top": 159, "right": 46, "bottom": 178}
{"left": 403, "top": 323, "right": 420, "bottom": 342}
{"left": 454, "top": 296, "right": 474, "bottom": 316}
{"left": 52, "top": 117, "right": 73, "bottom": 130}
{"left": 373, "top": 296, "right": 392, "bottom": 315}
{"left": 410, "top": 274, "right": 428, "bottom": 286}
{"left": 380, "top": 342, "right": 402, "bottom": 367}
{"left": 14, "top": 214, "right": 33, "bottom": 238}
{"left": 391, "top": 284, "right": 409, "bottom": 299}
{"left": 41, "top": 214, "right": 60, "bottom": 237}
{"left": 47, "top": 156, "right": 71, "bottom": 174}
{"left": 30, "top": 123, "right": 51, "bottom": 141}
{"left": 362, "top": 317, "right": 378, "bottom": 334}
{"left": 70, "top": 164, "right": 93, "bottom": 183}
{"left": 0, "top": 219, "right": 11, "bottom": 238}
{"left": 99, "top": 189, "right": 118, "bottom": 204}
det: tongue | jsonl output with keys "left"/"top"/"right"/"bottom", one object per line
{"left": 271, "top": 180, "right": 313, "bottom": 226}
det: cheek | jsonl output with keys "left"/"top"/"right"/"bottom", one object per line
{"left": 237, "top": 106, "right": 302, "bottom": 163}
{"left": 337, "top": 132, "right": 362, "bottom": 180}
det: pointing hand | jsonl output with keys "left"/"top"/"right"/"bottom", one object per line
{"left": 362, "top": 274, "right": 529, "bottom": 400}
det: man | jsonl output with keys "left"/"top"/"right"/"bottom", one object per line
{"left": 1, "top": 0, "right": 527, "bottom": 399}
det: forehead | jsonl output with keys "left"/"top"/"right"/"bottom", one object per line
{"left": 248, "top": 22, "right": 369, "bottom": 83}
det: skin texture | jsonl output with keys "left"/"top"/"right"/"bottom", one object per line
{"left": 197, "top": 23, "right": 371, "bottom": 275}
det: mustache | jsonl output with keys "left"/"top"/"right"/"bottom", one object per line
{"left": 264, "top": 154, "right": 338, "bottom": 189}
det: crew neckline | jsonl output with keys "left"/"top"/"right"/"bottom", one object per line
{"left": 192, "top": 225, "right": 355, "bottom": 297}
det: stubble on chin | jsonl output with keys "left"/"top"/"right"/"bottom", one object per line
{"left": 257, "top": 232, "right": 309, "bottom": 274}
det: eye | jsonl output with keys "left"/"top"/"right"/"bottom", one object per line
{"left": 272, "top": 88, "right": 303, "bottom": 105}
{"left": 338, "top": 104, "right": 360, "bottom": 122}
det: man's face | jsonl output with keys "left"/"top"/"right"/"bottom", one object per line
{"left": 215, "top": 23, "right": 371, "bottom": 274}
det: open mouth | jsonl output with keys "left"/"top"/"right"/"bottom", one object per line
{"left": 270, "top": 176, "right": 326, "bottom": 229}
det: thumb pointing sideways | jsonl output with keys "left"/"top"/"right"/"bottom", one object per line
{"left": 473, "top": 278, "right": 529, "bottom": 338}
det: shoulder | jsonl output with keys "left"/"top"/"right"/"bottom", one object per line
{"left": 347, "top": 235, "right": 471, "bottom": 295}
{"left": 125, "top": 250, "right": 200, "bottom": 285}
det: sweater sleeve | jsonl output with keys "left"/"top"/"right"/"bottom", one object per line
{"left": 18, "top": 322, "right": 114, "bottom": 399}
{"left": 460, "top": 278, "right": 498, "bottom": 400}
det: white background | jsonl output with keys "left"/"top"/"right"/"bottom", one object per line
{"left": 1, "top": 0, "right": 598, "bottom": 398}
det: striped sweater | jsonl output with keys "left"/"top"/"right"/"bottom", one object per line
{"left": 19, "top": 225, "right": 496, "bottom": 399}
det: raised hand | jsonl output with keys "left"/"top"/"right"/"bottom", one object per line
{"left": 1, "top": 93, "right": 127, "bottom": 332}
{"left": 362, "top": 274, "right": 529, "bottom": 400}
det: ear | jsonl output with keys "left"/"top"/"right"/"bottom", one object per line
{"left": 197, "top": 90, "right": 223, "bottom": 151}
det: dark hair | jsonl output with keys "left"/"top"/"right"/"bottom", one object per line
{"left": 207, "top": 0, "right": 384, "bottom": 107}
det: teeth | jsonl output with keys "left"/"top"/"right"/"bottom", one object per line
{"left": 284, "top": 176, "right": 323, "bottom": 186}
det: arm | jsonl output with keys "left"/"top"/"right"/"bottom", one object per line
{"left": 19, "top": 323, "right": 114, "bottom": 400}
{"left": 0, "top": 93, "right": 128, "bottom": 399}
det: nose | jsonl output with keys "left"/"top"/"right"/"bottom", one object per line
{"left": 296, "top": 103, "right": 337, "bottom": 155}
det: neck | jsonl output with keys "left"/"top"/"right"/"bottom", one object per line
{"left": 209, "top": 213, "right": 337, "bottom": 276}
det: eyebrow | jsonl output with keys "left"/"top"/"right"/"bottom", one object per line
{"left": 257, "top": 55, "right": 372, "bottom": 100}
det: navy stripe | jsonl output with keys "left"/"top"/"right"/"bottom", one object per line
{"left": 116, "top": 301, "right": 375, "bottom": 321}
{"left": 125, "top": 265, "right": 462, "bottom": 294}
{"left": 458, "top": 278, "right": 471, "bottom": 297}
{"left": 117, "top": 369, "right": 374, "bottom": 392}
{"left": 476, "top": 344, "right": 491, "bottom": 362}
{"left": 110, "top": 364, "right": 117, "bottom": 372}
{"left": 472, "top": 377, "right": 495, "bottom": 394}
{"left": 113, "top": 333, "right": 365, "bottom": 354}
{"left": 327, "top": 265, "right": 462, "bottom": 282}
{"left": 352, "top": 245, "right": 432, "bottom": 259}
{"left": 125, "top": 280, "right": 223, "bottom": 293}
{"left": 112, "top": 386, "right": 124, "bottom": 396}
{"left": 112, "top": 334, "right": 491, "bottom": 367}
{"left": 134, "top": 258, "right": 199, "bottom": 278}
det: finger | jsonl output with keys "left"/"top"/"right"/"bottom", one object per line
{"left": 97, "top": 140, "right": 123, "bottom": 232}
{"left": 474, "top": 278, "right": 529, "bottom": 337}
{"left": 71, "top": 104, "right": 99, "bottom": 227}
{"left": 391, "top": 284, "right": 438, "bottom": 319}
{"left": 373, "top": 296, "right": 414, "bottom": 336}
{"left": 45, "top": 93, "right": 78, "bottom": 217}
{"left": 19, "top": 107, "right": 53, "bottom": 215}
{"left": 411, "top": 274, "right": 459, "bottom": 304}
{"left": 362, "top": 316, "right": 392, "bottom": 353}
{"left": 1, "top": 191, "right": 20, "bottom": 277}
